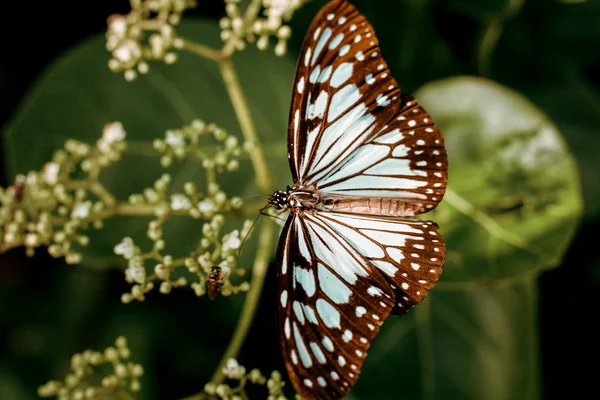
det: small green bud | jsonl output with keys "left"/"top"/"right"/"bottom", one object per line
{"left": 211, "top": 214, "right": 224, "bottom": 228}
{"left": 184, "top": 182, "right": 196, "bottom": 195}
{"left": 207, "top": 182, "right": 220, "bottom": 194}
{"left": 104, "top": 347, "right": 119, "bottom": 362}
{"left": 249, "top": 368, "right": 263, "bottom": 383}
{"left": 128, "top": 194, "right": 145, "bottom": 205}
{"left": 216, "top": 384, "right": 230, "bottom": 397}
{"left": 204, "top": 383, "right": 216, "bottom": 395}
{"left": 191, "top": 119, "right": 206, "bottom": 132}
{"left": 65, "top": 253, "right": 82, "bottom": 265}
{"left": 230, "top": 196, "right": 243, "bottom": 209}
{"left": 88, "top": 351, "right": 103, "bottom": 365}
{"left": 227, "top": 159, "right": 240, "bottom": 171}
{"left": 115, "top": 336, "right": 128, "bottom": 348}
{"left": 225, "top": 136, "right": 238, "bottom": 149}
{"left": 64, "top": 374, "right": 79, "bottom": 388}
{"left": 160, "top": 282, "right": 172, "bottom": 294}
{"left": 143, "top": 188, "right": 159, "bottom": 203}
{"left": 215, "top": 152, "right": 227, "bottom": 167}
{"left": 191, "top": 282, "right": 205, "bottom": 296}
{"left": 131, "top": 364, "right": 144, "bottom": 377}
{"left": 214, "top": 191, "right": 227, "bottom": 205}
{"left": 153, "top": 139, "right": 166, "bottom": 151}
{"left": 119, "top": 347, "right": 131, "bottom": 359}
{"left": 84, "top": 387, "right": 96, "bottom": 398}
{"left": 160, "top": 155, "right": 172, "bottom": 168}
{"left": 130, "top": 379, "right": 141, "bottom": 392}
{"left": 115, "top": 363, "right": 128, "bottom": 378}
{"left": 131, "top": 285, "right": 143, "bottom": 298}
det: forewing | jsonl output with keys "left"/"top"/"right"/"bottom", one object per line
{"left": 277, "top": 210, "right": 445, "bottom": 399}
{"left": 287, "top": 0, "right": 447, "bottom": 213}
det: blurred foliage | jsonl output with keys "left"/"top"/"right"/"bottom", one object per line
{"left": 1, "top": 0, "right": 598, "bottom": 399}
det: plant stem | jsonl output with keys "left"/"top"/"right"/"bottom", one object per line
{"left": 219, "top": 58, "right": 274, "bottom": 193}
{"left": 476, "top": 17, "right": 503, "bottom": 77}
{"left": 181, "top": 40, "right": 222, "bottom": 61}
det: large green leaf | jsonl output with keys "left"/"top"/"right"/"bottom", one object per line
{"left": 415, "top": 76, "right": 583, "bottom": 284}
{"left": 354, "top": 279, "right": 540, "bottom": 400}
{"left": 2, "top": 19, "right": 293, "bottom": 268}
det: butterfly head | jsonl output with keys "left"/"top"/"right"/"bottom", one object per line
{"left": 268, "top": 190, "right": 289, "bottom": 210}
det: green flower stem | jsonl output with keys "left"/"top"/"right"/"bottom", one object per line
{"left": 476, "top": 17, "right": 504, "bottom": 77}
{"left": 179, "top": 15, "right": 278, "bottom": 396}
{"left": 219, "top": 58, "right": 273, "bottom": 193}
{"left": 210, "top": 220, "right": 274, "bottom": 385}
{"left": 66, "top": 180, "right": 117, "bottom": 206}
{"left": 476, "top": 0, "right": 525, "bottom": 77}
{"left": 181, "top": 40, "right": 222, "bottom": 62}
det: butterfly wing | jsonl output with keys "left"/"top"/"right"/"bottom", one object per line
{"left": 287, "top": 0, "right": 447, "bottom": 213}
{"left": 277, "top": 210, "right": 445, "bottom": 399}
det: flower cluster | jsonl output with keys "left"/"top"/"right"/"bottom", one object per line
{"left": 115, "top": 198, "right": 253, "bottom": 303}
{"left": 38, "top": 336, "right": 143, "bottom": 399}
{"left": 0, "top": 123, "right": 126, "bottom": 263}
{"left": 204, "top": 358, "right": 294, "bottom": 400}
{"left": 113, "top": 118, "right": 254, "bottom": 302}
{"left": 220, "top": 0, "right": 309, "bottom": 55}
{"left": 152, "top": 119, "right": 245, "bottom": 171}
{"left": 105, "top": 0, "right": 197, "bottom": 81}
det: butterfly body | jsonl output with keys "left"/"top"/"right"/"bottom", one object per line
{"left": 269, "top": 1, "right": 448, "bottom": 399}
{"left": 270, "top": 188, "right": 426, "bottom": 217}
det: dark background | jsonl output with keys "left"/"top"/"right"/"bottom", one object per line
{"left": 1, "top": 0, "right": 598, "bottom": 399}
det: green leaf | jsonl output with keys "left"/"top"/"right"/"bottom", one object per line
{"left": 415, "top": 76, "right": 583, "bottom": 284}
{"left": 2, "top": 19, "right": 294, "bottom": 268}
{"left": 354, "top": 279, "right": 540, "bottom": 400}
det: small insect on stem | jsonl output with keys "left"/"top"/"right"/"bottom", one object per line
{"left": 207, "top": 265, "right": 231, "bottom": 300}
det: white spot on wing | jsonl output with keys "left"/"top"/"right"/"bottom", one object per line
{"left": 318, "top": 263, "right": 352, "bottom": 304}
{"left": 310, "top": 342, "right": 327, "bottom": 364}
{"left": 329, "top": 33, "right": 344, "bottom": 49}
{"left": 328, "top": 84, "right": 360, "bottom": 122}
{"left": 294, "top": 265, "right": 316, "bottom": 297}
{"left": 316, "top": 299, "right": 341, "bottom": 328}
{"left": 297, "top": 77, "right": 305, "bottom": 94}
{"left": 293, "top": 322, "right": 312, "bottom": 368}
{"left": 356, "top": 306, "right": 366, "bottom": 317}
{"left": 312, "top": 28, "right": 332, "bottom": 66}
{"left": 322, "top": 336, "right": 334, "bottom": 352}
{"left": 330, "top": 62, "right": 353, "bottom": 88}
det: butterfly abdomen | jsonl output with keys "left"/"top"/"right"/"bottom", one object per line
{"left": 316, "top": 195, "right": 427, "bottom": 217}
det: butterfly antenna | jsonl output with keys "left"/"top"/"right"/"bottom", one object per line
{"left": 241, "top": 194, "right": 272, "bottom": 201}
{"left": 237, "top": 204, "right": 270, "bottom": 258}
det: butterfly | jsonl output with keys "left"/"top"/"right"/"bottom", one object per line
{"left": 264, "top": 0, "right": 448, "bottom": 398}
